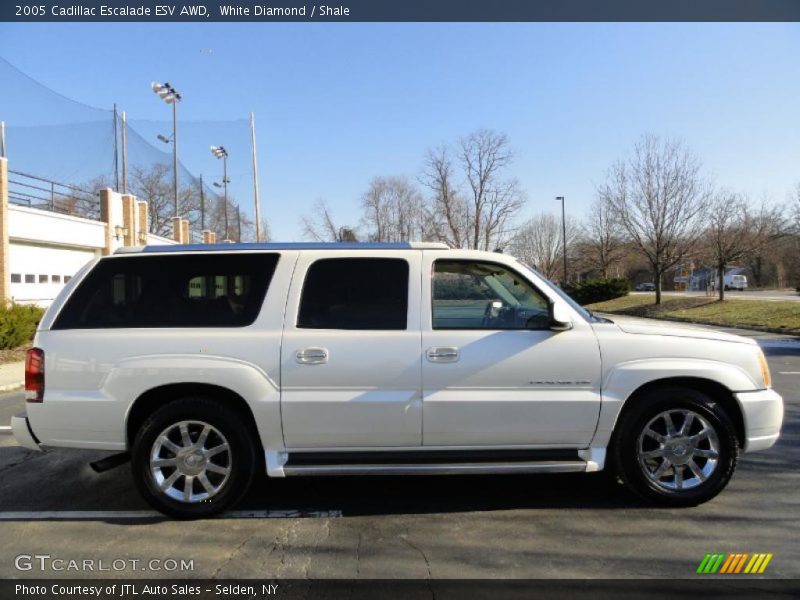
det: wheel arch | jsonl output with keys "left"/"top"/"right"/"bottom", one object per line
{"left": 610, "top": 377, "right": 745, "bottom": 450}
{"left": 126, "top": 383, "right": 262, "bottom": 451}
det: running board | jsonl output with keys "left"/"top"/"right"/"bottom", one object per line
{"left": 282, "top": 461, "right": 587, "bottom": 477}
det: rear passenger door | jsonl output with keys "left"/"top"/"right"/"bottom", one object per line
{"left": 280, "top": 252, "right": 423, "bottom": 448}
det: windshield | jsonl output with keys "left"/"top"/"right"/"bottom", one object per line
{"left": 515, "top": 262, "right": 595, "bottom": 323}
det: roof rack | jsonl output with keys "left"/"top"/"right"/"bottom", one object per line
{"left": 115, "top": 241, "right": 451, "bottom": 254}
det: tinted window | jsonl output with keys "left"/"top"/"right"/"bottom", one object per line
{"left": 433, "top": 260, "right": 549, "bottom": 330}
{"left": 53, "top": 253, "right": 278, "bottom": 329}
{"left": 10, "top": 274, "right": 21, "bottom": 283}
{"left": 298, "top": 258, "right": 408, "bottom": 330}
{"left": 24, "top": 274, "right": 34, "bottom": 283}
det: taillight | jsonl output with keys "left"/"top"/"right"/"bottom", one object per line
{"left": 25, "top": 348, "right": 45, "bottom": 403}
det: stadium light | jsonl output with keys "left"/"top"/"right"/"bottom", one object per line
{"left": 211, "top": 145, "right": 231, "bottom": 241}
{"left": 151, "top": 81, "right": 181, "bottom": 218}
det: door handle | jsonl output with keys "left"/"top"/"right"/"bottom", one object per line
{"left": 296, "top": 347, "right": 329, "bottom": 364}
{"left": 427, "top": 346, "right": 459, "bottom": 363}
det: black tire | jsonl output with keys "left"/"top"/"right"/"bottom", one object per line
{"left": 611, "top": 387, "right": 739, "bottom": 506}
{"left": 131, "top": 397, "right": 259, "bottom": 518}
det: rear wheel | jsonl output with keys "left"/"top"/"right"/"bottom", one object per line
{"left": 612, "top": 387, "right": 739, "bottom": 506}
{"left": 131, "top": 397, "right": 258, "bottom": 518}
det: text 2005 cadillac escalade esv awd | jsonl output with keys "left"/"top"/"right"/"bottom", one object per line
{"left": 13, "top": 242, "right": 783, "bottom": 517}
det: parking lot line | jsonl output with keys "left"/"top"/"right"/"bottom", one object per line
{"left": 0, "top": 509, "right": 342, "bottom": 521}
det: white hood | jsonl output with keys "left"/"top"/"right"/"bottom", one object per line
{"left": 609, "top": 316, "right": 757, "bottom": 345}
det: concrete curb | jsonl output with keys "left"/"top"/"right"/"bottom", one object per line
{"left": 0, "top": 361, "right": 25, "bottom": 394}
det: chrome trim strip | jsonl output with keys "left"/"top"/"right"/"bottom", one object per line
{"left": 283, "top": 461, "right": 587, "bottom": 477}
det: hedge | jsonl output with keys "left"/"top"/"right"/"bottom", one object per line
{"left": 0, "top": 304, "right": 45, "bottom": 349}
{"left": 564, "top": 278, "right": 629, "bottom": 306}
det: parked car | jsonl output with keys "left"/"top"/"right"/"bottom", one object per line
{"left": 724, "top": 274, "right": 748, "bottom": 291}
{"left": 13, "top": 242, "right": 783, "bottom": 517}
{"left": 635, "top": 282, "right": 656, "bottom": 291}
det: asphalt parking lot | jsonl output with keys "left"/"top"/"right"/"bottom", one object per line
{"left": 0, "top": 326, "right": 798, "bottom": 580}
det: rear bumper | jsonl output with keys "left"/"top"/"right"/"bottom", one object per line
{"left": 735, "top": 389, "right": 783, "bottom": 452}
{"left": 11, "top": 414, "right": 43, "bottom": 451}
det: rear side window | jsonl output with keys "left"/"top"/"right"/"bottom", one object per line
{"left": 53, "top": 253, "right": 278, "bottom": 329}
{"left": 297, "top": 258, "right": 409, "bottom": 330}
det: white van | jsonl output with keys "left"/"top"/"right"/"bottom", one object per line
{"left": 13, "top": 243, "right": 783, "bottom": 517}
{"left": 724, "top": 274, "right": 748, "bottom": 291}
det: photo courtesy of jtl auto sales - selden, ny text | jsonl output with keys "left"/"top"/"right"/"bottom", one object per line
{"left": 0, "top": 1, "right": 799, "bottom": 599}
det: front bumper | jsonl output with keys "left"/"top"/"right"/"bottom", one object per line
{"left": 11, "top": 414, "right": 43, "bottom": 451}
{"left": 735, "top": 388, "right": 784, "bottom": 452}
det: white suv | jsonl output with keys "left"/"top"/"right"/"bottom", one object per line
{"left": 13, "top": 242, "right": 783, "bottom": 517}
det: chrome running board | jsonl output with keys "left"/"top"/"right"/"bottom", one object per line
{"left": 282, "top": 461, "right": 587, "bottom": 477}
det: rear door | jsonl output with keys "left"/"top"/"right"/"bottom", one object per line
{"left": 280, "top": 251, "right": 423, "bottom": 448}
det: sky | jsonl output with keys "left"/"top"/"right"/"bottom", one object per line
{"left": 0, "top": 22, "right": 799, "bottom": 240}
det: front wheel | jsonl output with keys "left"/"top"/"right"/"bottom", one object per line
{"left": 131, "top": 397, "right": 259, "bottom": 518}
{"left": 612, "top": 387, "right": 739, "bottom": 506}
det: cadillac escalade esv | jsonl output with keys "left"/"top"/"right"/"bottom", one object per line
{"left": 12, "top": 242, "right": 783, "bottom": 517}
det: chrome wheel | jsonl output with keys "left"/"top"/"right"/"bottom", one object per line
{"left": 637, "top": 409, "right": 720, "bottom": 491}
{"left": 149, "top": 420, "right": 232, "bottom": 503}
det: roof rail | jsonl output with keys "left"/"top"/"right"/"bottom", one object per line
{"left": 115, "top": 241, "right": 451, "bottom": 254}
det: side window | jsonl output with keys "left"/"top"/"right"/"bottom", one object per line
{"left": 298, "top": 258, "right": 409, "bottom": 330}
{"left": 432, "top": 260, "right": 549, "bottom": 330}
{"left": 53, "top": 253, "right": 278, "bottom": 329}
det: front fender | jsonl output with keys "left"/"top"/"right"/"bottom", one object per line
{"left": 591, "top": 358, "right": 759, "bottom": 448}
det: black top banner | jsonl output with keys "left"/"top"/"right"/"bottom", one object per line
{"left": 3, "top": 0, "right": 800, "bottom": 22}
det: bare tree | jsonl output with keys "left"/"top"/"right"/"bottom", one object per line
{"left": 604, "top": 135, "right": 711, "bottom": 304}
{"left": 510, "top": 212, "right": 579, "bottom": 281}
{"left": 360, "top": 176, "right": 426, "bottom": 242}
{"left": 420, "top": 146, "right": 469, "bottom": 248}
{"left": 458, "top": 129, "right": 525, "bottom": 251}
{"left": 581, "top": 195, "right": 627, "bottom": 278}
{"left": 128, "top": 163, "right": 205, "bottom": 237}
{"left": 706, "top": 193, "right": 783, "bottom": 300}
{"left": 792, "top": 182, "right": 800, "bottom": 234}
{"left": 300, "top": 199, "right": 358, "bottom": 242}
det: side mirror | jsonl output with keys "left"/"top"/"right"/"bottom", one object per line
{"left": 549, "top": 302, "right": 573, "bottom": 332}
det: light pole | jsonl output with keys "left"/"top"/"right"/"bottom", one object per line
{"left": 211, "top": 145, "right": 230, "bottom": 240}
{"left": 556, "top": 196, "right": 568, "bottom": 285}
{"left": 151, "top": 82, "right": 181, "bottom": 218}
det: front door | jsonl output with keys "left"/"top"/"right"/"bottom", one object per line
{"left": 421, "top": 255, "right": 602, "bottom": 447}
{"left": 280, "top": 252, "right": 423, "bottom": 448}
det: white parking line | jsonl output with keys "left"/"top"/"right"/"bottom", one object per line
{"left": 0, "top": 509, "right": 342, "bottom": 521}
{"left": 778, "top": 372, "right": 800, "bottom": 375}
{"left": 0, "top": 425, "right": 12, "bottom": 433}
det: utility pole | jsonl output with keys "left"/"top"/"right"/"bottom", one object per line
{"left": 199, "top": 174, "right": 205, "bottom": 230}
{"left": 250, "top": 112, "right": 262, "bottom": 242}
{"left": 121, "top": 111, "right": 128, "bottom": 194}
{"left": 237, "top": 205, "right": 242, "bottom": 242}
{"left": 113, "top": 105, "right": 119, "bottom": 191}
{"left": 556, "top": 196, "right": 568, "bottom": 284}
